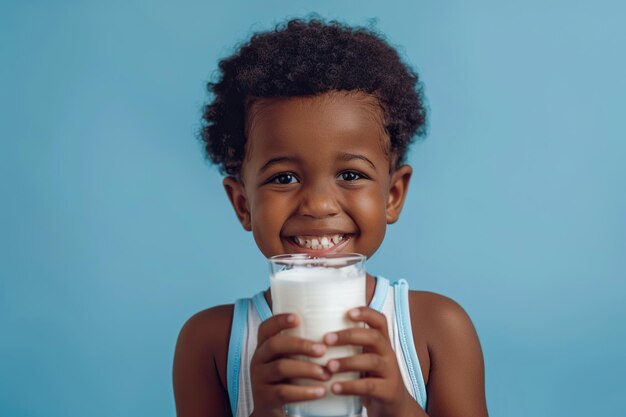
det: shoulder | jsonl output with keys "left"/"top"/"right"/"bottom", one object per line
{"left": 408, "top": 290, "right": 477, "bottom": 339}
{"left": 403, "top": 290, "right": 476, "bottom": 384}
{"left": 174, "top": 304, "right": 234, "bottom": 376}
{"left": 407, "top": 291, "right": 488, "bottom": 416}
{"left": 178, "top": 303, "right": 235, "bottom": 340}
{"left": 408, "top": 290, "right": 482, "bottom": 358}
{"left": 173, "top": 304, "right": 235, "bottom": 416}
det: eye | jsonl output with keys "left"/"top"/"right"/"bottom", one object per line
{"left": 270, "top": 173, "right": 299, "bottom": 185}
{"left": 338, "top": 171, "right": 365, "bottom": 182}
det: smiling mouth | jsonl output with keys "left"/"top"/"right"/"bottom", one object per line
{"left": 289, "top": 234, "right": 350, "bottom": 250}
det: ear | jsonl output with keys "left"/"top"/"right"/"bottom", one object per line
{"left": 223, "top": 176, "right": 252, "bottom": 231}
{"left": 386, "top": 164, "right": 412, "bottom": 224}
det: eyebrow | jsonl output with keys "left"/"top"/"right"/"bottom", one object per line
{"left": 258, "top": 153, "right": 376, "bottom": 174}
{"left": 259, "top": 156, "right": 297, "bottom": 174}
{"left": 337, "top": 153, "right": 376, "bottom": 170}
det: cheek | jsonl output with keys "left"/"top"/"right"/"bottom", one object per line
{"left": 348, "top": 189, "right": 388, "bottom": 249}
{"left": 250, "top": 192, "right": 282, "bottom": 224}
{"left": 249, "top": 194, "right": 290, "bottom": 255}
{"left": 351, "top": 188, "right": 388, "bottom": 222}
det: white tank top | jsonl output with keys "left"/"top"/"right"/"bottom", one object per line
{"left": 226, "top": 277, "right": 427, "bottom": 416}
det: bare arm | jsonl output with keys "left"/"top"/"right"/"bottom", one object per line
{"left": 412, "top": 292, "right": 488, "bottom": 417}
{"left": 173, "top": 305, "right": 234, "bottom": 417}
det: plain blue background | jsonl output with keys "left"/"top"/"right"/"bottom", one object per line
{"left": 1, "top": 1, "right": 625, "bottom": 416}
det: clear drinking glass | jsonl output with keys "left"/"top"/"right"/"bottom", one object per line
{"left": 269, "top": 253, "right": 366, "bottom": 417}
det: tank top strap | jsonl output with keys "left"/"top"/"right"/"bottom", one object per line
{"left": 226, "top": 298, "right": 249, "bottom": 416}
{"left": 392, "top": 279, "right": 427, "bottom": 409}
{"left": 251, "top": 291, "right": 272, "bottom": 322}
{"left": 370, "top": 276, "right": 389, "bottom": 312}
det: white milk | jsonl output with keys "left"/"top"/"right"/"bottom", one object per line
{"left": 270, "top": 265, "right": 365, "bottom": 417}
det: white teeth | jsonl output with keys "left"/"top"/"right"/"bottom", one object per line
{"left": 293, "top": 234, "right": 346, "bottom": 250}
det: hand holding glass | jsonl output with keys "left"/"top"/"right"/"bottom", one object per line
{"left": 269, "top": 253, "right": 366, "bottom": 417}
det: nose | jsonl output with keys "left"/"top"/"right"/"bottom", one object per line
{"left": 297, "top": 181, "right": 340, "bottom": 219}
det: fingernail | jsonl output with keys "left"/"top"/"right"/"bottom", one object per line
{"left": 312, "top": 387, "right": 325, "bottom": 397}
{"left": 328, "top": 360, "right": 339, "bottom": 372}
{"left": 349, "top": 308, "right": 360, "bottom": 318}
{"left": 312, "top": 343, "right": 326, "bottom": 355}
{"left": 286, "top": 314, "right": 296, "bottom": 323}
{"left": 325, "top": 333, "right": 338, "bottom": 345}
{"left": 332, "top": 383, "right": 342, "bottom": 394}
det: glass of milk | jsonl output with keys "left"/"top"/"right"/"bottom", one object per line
{"left": 269, "top": 253, "right": 366, "bottom": 417}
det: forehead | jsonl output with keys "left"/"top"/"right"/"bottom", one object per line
{"left": 244, "top": 91, "right": 389, "bottom": 168}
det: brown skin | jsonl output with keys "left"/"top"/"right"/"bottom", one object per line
{"left": 173, "top": 91, "right": 488, "bottom": 417}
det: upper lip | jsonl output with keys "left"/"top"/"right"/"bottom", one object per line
{"left": 282, "top": 229, "right": 354, "bottom": 237}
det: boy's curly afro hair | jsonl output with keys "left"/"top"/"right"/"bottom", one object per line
{"left": 201, "top": 18, "right": 427, "bottom": 176}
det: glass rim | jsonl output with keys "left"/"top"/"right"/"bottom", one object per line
{"left": 269, "top": 252, "right": 365, "bottom": 266}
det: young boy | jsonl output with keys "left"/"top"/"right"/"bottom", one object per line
{"left": 173, "top": 19, "right": 488, "bottom": 417}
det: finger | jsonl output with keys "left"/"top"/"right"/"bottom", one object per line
{"left": 346, "top": 307, "right": 390, "bottom": 340}
{"left": 331, "top": 378, "right": 390, "bottom": 401}
{"left": 255, "top": 335, "right": 326, "bottom": 363}
{"left": 268, "top": 384, "right": 326, "bottom": 406}
{"left": 257, "top": 313, "right": 299, "bottom": 345}
{"left": 261, "top": 359, "right": 331, "bottom": 383}
{"left": 327, "top": 353, "right": 387, "bottom": 377}
{"left": 323, "top": 327, "right": 389, "bottom": 355}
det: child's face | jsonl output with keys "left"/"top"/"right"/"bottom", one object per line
{"left": 223, "top": 91, "right": 412, "bottom": 259}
